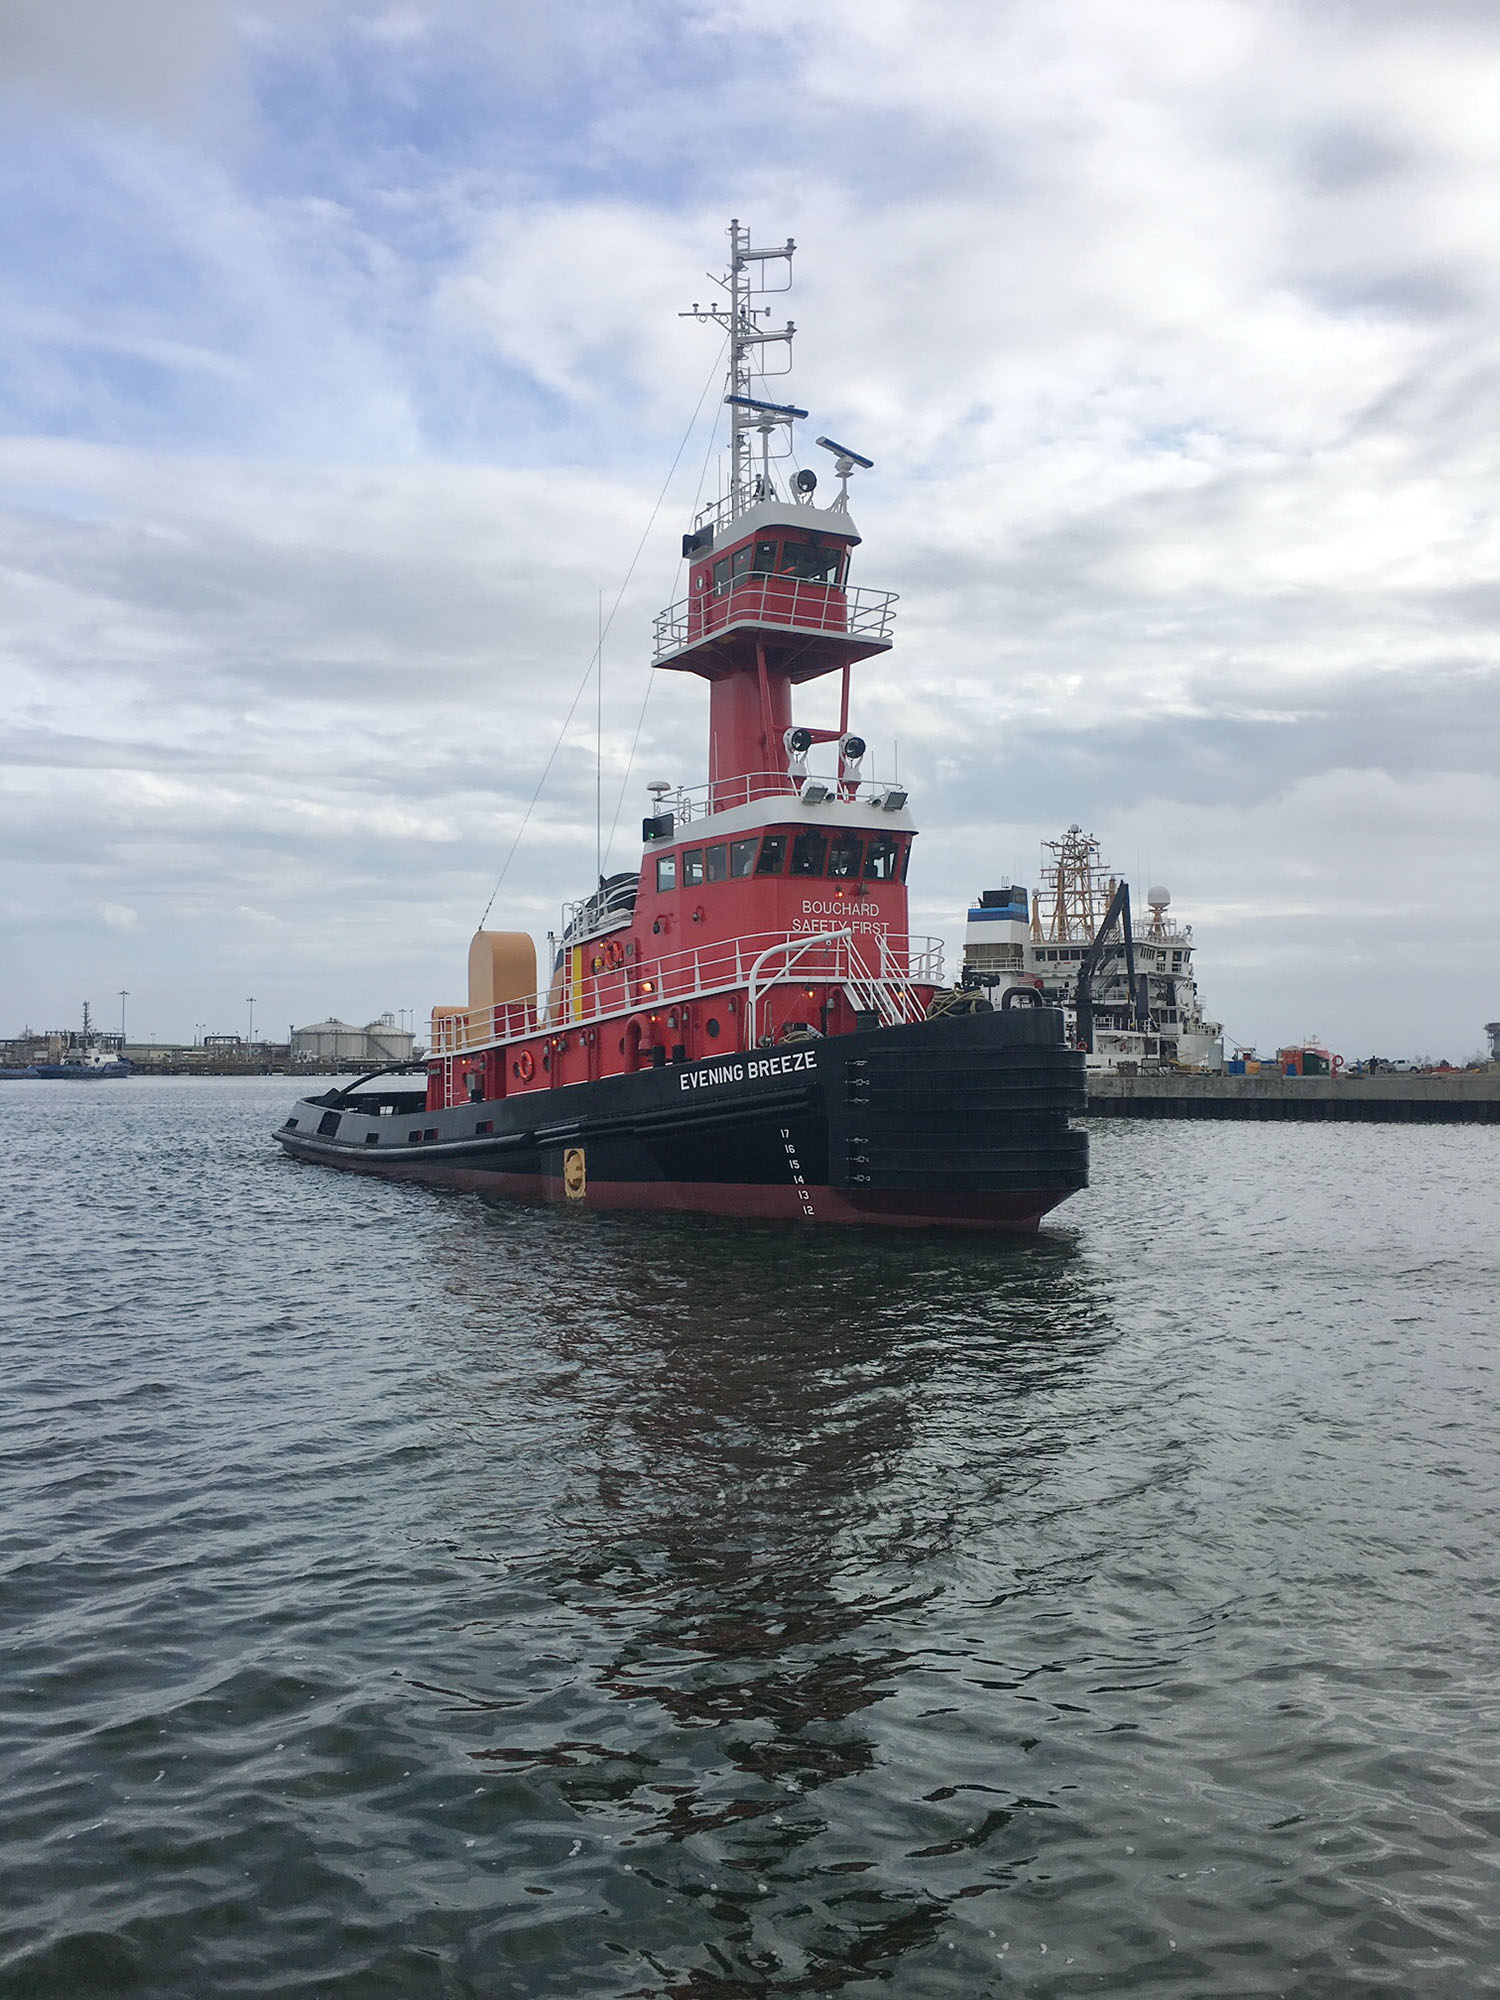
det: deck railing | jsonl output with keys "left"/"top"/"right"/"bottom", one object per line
{"left": 653, "top": 577, "right": 897, "bottom": 664}
{"left": 429, "top": 928, "right": 943, "bottom": 1056}
{"left": 649, "top": 770, "right": 908, "bottom": 823}
{"left": 687, "top": 493, "right": 859, "bottom": 539}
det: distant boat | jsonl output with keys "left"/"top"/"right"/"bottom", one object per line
{"left": 1, "top": 1002, "right": 132, "bottom": 1080}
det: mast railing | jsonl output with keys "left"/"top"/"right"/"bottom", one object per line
{"left": 429, "top": 929, "right": 944, "bottom": 1056}
{"left": 653, "top": 578, "right": 896, "bottom": 664}
{"left": 650, "top": 770, "right": 907, "bottom": 822}
{"left": 690, "top": 493, "right": 738, "bottom": 536}
{"left": 690, "top": 490, "right": 855, "bottom": 536}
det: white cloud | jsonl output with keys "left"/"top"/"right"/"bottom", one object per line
{"left": 0, "top": 0, "right": 1496, "bottom": 1055}
{"left": 440, "top": 202, "right": 723, "bottom": 413}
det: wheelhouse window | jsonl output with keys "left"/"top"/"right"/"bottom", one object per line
{"left": 778, "top": 540, "right": 843, "bottom": 584}
{"left": 682, "top": 849, "right": 704, "bottom": 887}
{"left": 656, "top": 853, "right": 677, "bottom": 891}
{"left": 731, "top": 545, "right": 752, "bottom": 584}
{"left": 729, "top": 838, "right": 758, "bottom": 878}
{"left": 712, "top": 555, "right": 732, "bottom": 597}
{"left": 790, "top": 829, "right": 828, "bottom": 876}
{"left": 704, "top": 843, "right": 728, "bottom": 883}
{"left": 755, "top": 834, "right": 788, "bottom": 875}
{"left": 827, "top": 833, "right": 863, "bottom": 879}
{"left": 863, "top": 834, "right": 901, "bottom": 881}
{"left": 752, "top": 539, "right": 778, "bottom": 574}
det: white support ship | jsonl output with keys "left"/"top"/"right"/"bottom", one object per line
{"left": 961, "top": 826, "right": 1224, "bottom": 1073}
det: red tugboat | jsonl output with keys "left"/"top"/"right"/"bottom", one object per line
{"left": 275, "top": 223, "right": 1087, "bottom": 1228}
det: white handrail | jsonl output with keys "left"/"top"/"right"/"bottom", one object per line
{"left": 745, "top": 928, "right": 853, "bottom": 1045}
{"left": 653, "top": 578, "right": 897, "bottom": 664}
{"left": 650, "top": 770, "right": 906, "bottom": 823}
{"left": 430, "top": 927, "right": 944, "bottom": 1056}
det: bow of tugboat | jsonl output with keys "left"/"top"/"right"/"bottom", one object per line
{"left": 275, "top": 219, "right": 1088, "bottom": 1229}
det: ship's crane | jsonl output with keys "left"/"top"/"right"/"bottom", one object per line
{"left": 1074, "top": 879, "right": 1151, "bottom": 1053}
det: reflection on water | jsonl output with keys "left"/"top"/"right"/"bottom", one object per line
{"left": 2, "top": 1084, "right": 1497, "bottom": 1999}
{"left": 413, "top": 1215, "right": 1118, "bottom": 1992}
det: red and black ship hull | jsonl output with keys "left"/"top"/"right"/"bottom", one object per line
{"left": 274, "top": 1007, "right": 1087, "bottom": 1232}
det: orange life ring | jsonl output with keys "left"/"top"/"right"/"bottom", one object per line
{"left": 604, "top": 937, "right": 625, "bottom": 969}
{"left": 516, "top": 1047, "right": 535, "bottom": 1082}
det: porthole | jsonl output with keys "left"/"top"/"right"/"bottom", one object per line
{"left": 706, "top": 1018, "right": 721, "bottom": 1039}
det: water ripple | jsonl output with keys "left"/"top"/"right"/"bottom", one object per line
{"left": 1, "top": 1083, "right": 1497, "bottom": 1996}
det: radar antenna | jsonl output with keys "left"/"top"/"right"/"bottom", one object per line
{"left": 815, "top": 435, "right": 875, "bottom": 510}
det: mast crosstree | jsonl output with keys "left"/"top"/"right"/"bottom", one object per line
{"left": 683, "top": 219, "right": 798, "bottom": 521}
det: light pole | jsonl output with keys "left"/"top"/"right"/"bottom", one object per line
{"left": 246, "top": 997, "right": 256, "bottom": 1047}
{"left": 118, "top": 989, "right": 129, "bottom": 1051}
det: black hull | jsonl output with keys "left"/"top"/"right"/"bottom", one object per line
{"left": 273, "top": 1010, "right": 1088, "bottom": 1231}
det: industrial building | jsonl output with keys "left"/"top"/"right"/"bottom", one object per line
{"left": 290, "top": 1015, "right": 415, "bottom": 1066}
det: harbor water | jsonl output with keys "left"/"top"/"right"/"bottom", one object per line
{"left": 2, "top": 1078, "right": 1497, "bottom": 1998}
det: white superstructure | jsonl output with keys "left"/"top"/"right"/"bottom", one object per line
{"left": 960, "top": 826, "right": 1224, "bottom": 1072}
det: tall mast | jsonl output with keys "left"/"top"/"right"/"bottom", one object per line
{"left": 1042, "top": 826, "right": 1107, "bottom": 941}
{"left": 684, "top": 219, "right": 797, "bottom": 521}
{"left": 661, "top": 220, "right": 893, "bottom": 800}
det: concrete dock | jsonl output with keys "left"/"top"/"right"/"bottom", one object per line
{"left": 1087, "top": 1072, "right": 1500, "bottom": 1123}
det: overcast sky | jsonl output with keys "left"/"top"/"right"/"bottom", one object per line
{"left": 2, "top": 0, "right": 1496, "bottom": 1057}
